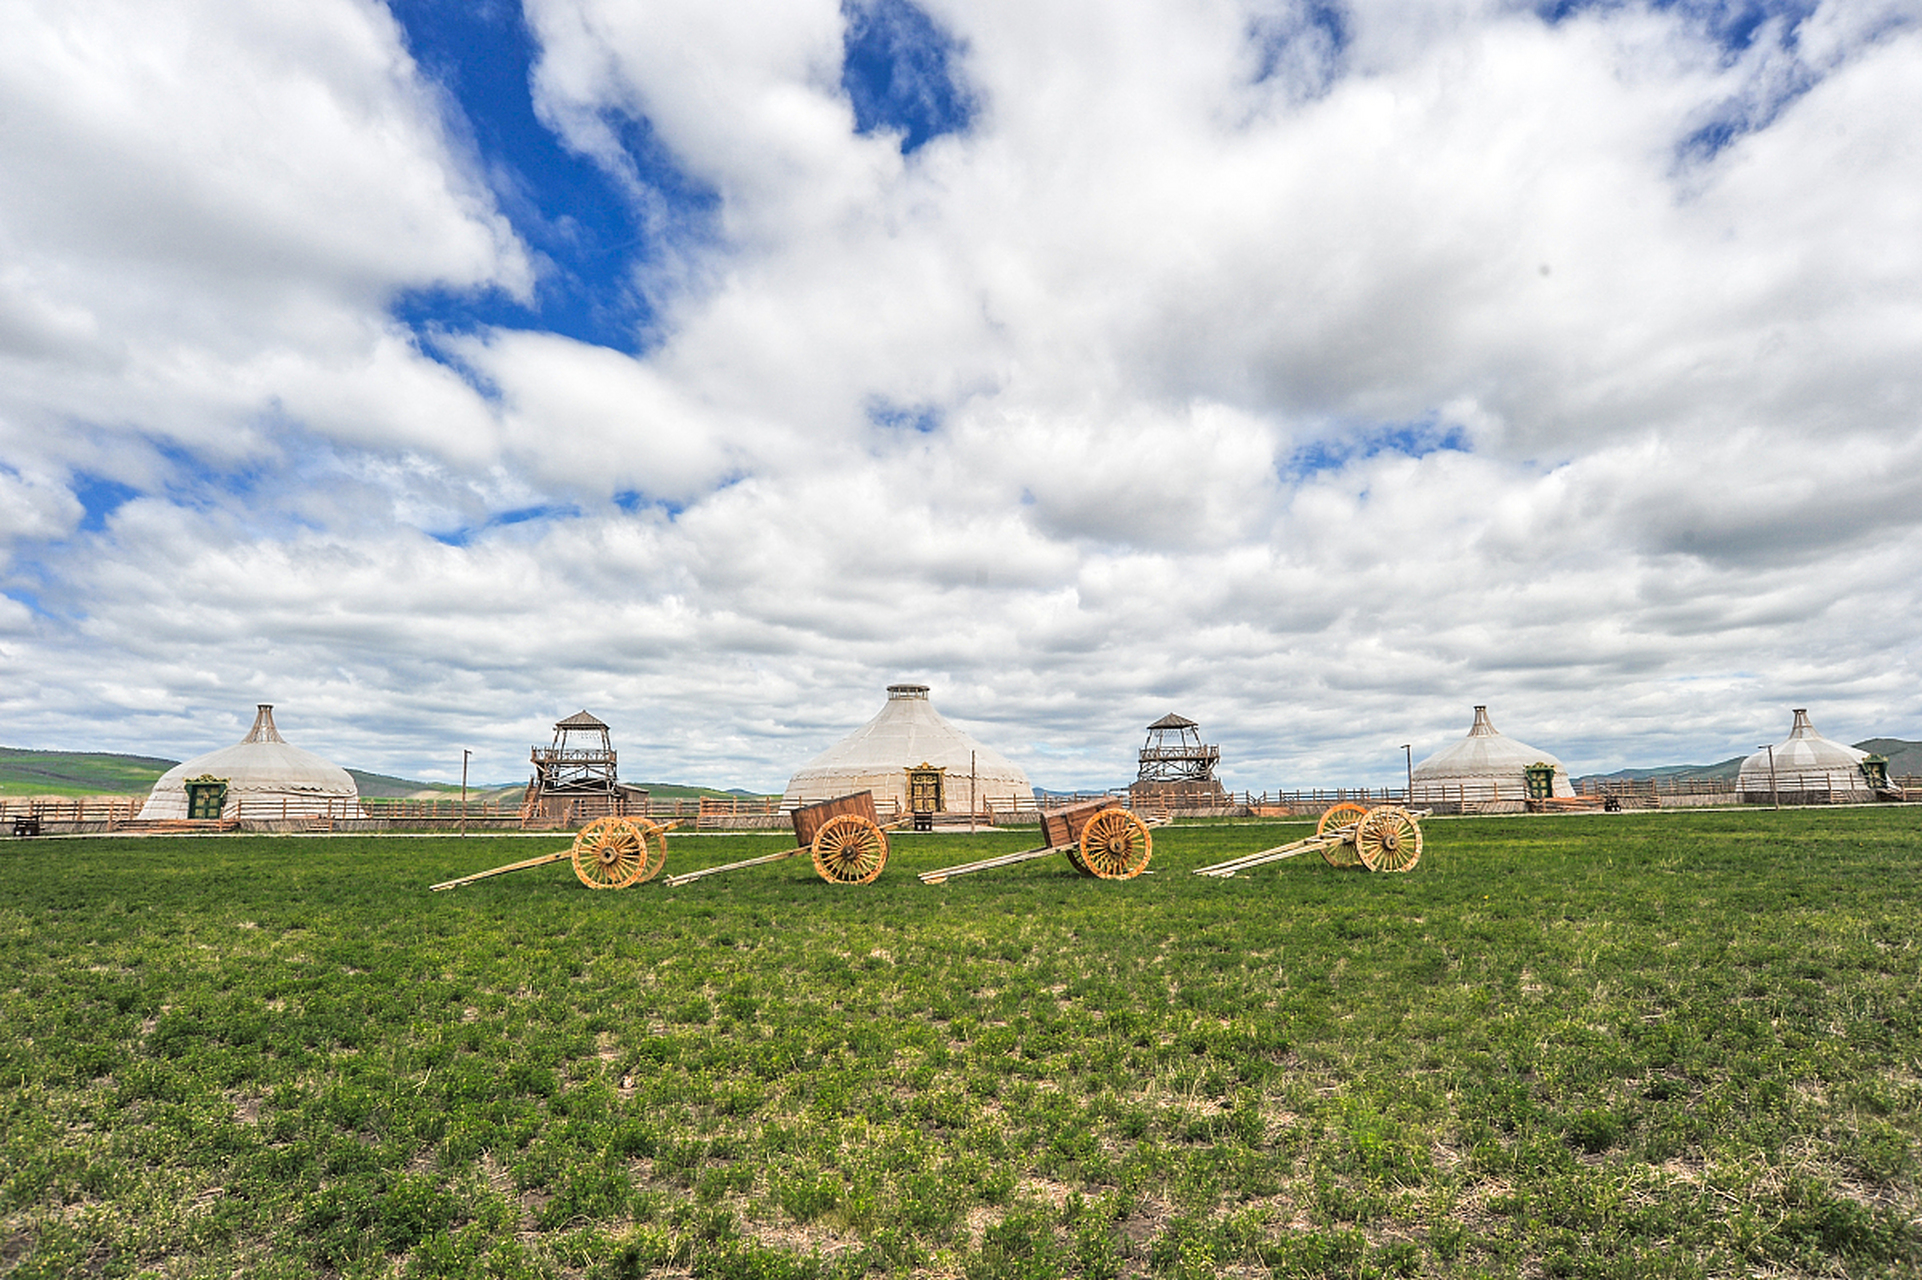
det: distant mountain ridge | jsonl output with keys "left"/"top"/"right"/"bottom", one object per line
{"left": 1574, "top": 755, "right": 1746, "bottom": 784}
{"left": 1575, "top": 739, "right": 1922, "bottom": 785}
{"left": 1853, "top": 739, "right": 1922, "bottom": 778}
{"left": 0, "top": 747, "right": 179, "bottom": 797}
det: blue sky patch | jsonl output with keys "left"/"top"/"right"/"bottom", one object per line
{"left": 613, "top": 491, "right": 687, "bottom": 518}
{"left": 1248, "top": 1, "right": 1349, "bottom": 92}
{"left": 386, "top": 0, "right": 717, "bottom": 353}
{"left": 151, "top": 440, "right": 276, "bottom": 510}
{"left": 71, "top": 474, "right": 140, "bottom": 532}
{"left": 1285, "top": 419, "right": 1472, "bottom": 480}
{"left": 2, "top": 587, "right": 56, "bottom": 621}
{"left": 1532, "top": 0, "right": 1831, "bottom": 165}
{"left": 1538, "top": 0, "right": 1817, "bottom": 51}
{"left": 842, "top": 0, "right": 976, "bottom": 154}
{"left": 430, "top": 502, "right": 583, "bottom": 547}
{"left": 867, "top": 399, "right": 942, "bottom": 434}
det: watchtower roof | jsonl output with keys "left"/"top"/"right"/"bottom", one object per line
{"left": 555, "top": 710, "right": 609, "bottom": 729}
{"left": 1147, "top": 712, "right": 1198, "bottom": 730}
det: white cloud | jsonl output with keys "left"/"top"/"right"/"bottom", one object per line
{"left": 3, "top": 0, "right": 1921, "bottom": 792}
{"left": 0, "top": 0, "right": 526, "bottom": 466}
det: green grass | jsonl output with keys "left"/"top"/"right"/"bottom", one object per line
{"left": 2, "top": 810, "right": 1918, "bottom": 1278}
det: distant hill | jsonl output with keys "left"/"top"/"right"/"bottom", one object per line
{"left": 1854, "top": 739, "right": 1922, "bottom": 777}
{"left": 1574, "top": 755, "right": 1746, "bottom": 785}
{"left": 1574, "top": 739, "right": 1922, "bottom": 786}
{"left": 630, "top": 782, "right": 779, "bottom": 800}
{"left": 344, "top": 770, "right": 528, "bottom": 802}
{"left": 0, "top": 747, "right": 177, "bottom": 797}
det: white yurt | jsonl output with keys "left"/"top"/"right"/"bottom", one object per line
{"left": 782, "top": 684, "right": 1033, "bottom": 814}
{"left": 140, "top": 705, "right": 358, "bottom": 819}
{"left": 1737, "top": 709, "right": 1870, "bottom": 803}
{"left": 1409, "top": 706, "right": 1574, "bottom": 805}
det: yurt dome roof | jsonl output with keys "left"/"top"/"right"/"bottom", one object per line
{"left": 140, "top": 705, "right": 356, "bottom": 818}
{"left": 783, "top": 684, "right": 1032, "bottom": 806}
{"left": 1411, "top": 706, "right": 1567, "bottom": 781}
{"left": 1739, "top": 710, "right": 1867, "bottom": 782}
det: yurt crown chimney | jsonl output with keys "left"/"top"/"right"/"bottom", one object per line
{"left": 243, "top": 704, "right": 286, "bottom": 744}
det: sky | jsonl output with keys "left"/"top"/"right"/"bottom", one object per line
{"left": 2, "top": 0, "right": 1919, "bottom": 792}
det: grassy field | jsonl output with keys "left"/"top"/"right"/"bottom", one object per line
{"left": 1, "top": 810, "right": 1917, "bottom": 1278}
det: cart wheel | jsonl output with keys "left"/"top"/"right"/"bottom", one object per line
{"left": 811, "top": 815, "right": 889, "bottom": 884}
{"left": 1077, "top": 808, "right": 1152, "bottom": 880}
{"left": 1064, "top": 845, "right": 1093, "bottom": 876}
{"left": 572, "top": 817, "right": 656, "bottom": 889}
{"left": 1316, "top": 802, "right": 1368, "bottom": 868}
{"left": 1354, "top": 806, "right": 1422, "bottom": 873}
{"left": 633, "top": 818, "right": 670, "bottom": 883}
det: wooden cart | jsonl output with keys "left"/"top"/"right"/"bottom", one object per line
{"left": 918, "top": 799, "right": 1160, "bottom": 885}
{"left": 663, "top": 791, "right": 900, "bottom": 887}
{"left": 429, "top": 815, "right": 675, "bottom": 892}
{"left": 1193, "top": 803, "right": 1424, "bottom": 878}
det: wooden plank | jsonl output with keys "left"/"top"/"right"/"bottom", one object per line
{"left": 790, "top": 791, "right": 878, "bottom": 846}
{"left": 662, "top": 846, "right": 803, "bottom": 887}
{"left": 1039, "top": 799, "right": 1110, "bottom": 850}
{"left": 428, "top": 849, "right": 572, "bottom": 891}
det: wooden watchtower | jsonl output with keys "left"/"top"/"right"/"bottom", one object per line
{"left": 1130, "top": 713, "right": 1227, "bottom": 807}
{"left": 525, "top": 711, "right": 643, "bottom": 823}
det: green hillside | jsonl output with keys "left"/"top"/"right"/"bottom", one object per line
{"left": 631, "top": 781, "right": 778, "bottom": 800}
{"left": 1575, "top": 754, "right": 1745, "bottom": 784}
{"left": 1855, "top": 738, "right": 1922, "bottom": 777}
{"left": 0, "top": 747, "right": 177, "bottom": 797}
{"left": 343, "top": 770, "right": 523, "bottom": 801}
{"left": 1577, "top": 738, "right": 1922, "bottom": 786}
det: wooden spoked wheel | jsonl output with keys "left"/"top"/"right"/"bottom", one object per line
{"left": 1064, "top": 845, "right": 1092, "bottom": 876}
{"left": 632, "top": 818, "right": 669, "bottom": 882}
{"left": 1354, "top": 806, "right": 1422, "bottom": 873}
{"left": 1317, "top": 802, "right": 1369, "bottom": 868}
{"left": 810, "top": 815, "right": 889, "bottom": 885}
{"left": 1077, "top": 809, "right": 1153, "bottom": 880}
{"left": 571, "top": 817, "right": 664, "bottom": 889}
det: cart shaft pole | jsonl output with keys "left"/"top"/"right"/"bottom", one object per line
{"left": 918, "top": 843, "right": 1058, "bottom": 884}
{"left": 430, "top": 849, "right": 571, "bottom": 891}
{"left": 662, "top": 846, "right": 802, "bottom": 887}
{"left": 1192, "top": 834, "right": 1339, "bottom": 877}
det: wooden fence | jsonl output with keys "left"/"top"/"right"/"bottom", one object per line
{"left": 8, "top": 774, "right": 1917, "bottom": 835}
{"left": 1, "top": 796, "right": 144, "bottom": 826}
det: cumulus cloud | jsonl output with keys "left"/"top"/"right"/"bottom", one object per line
{"left": 2, "top": 0, "right": 1920, "bottom": 791}
{"left": 0, "top": 0, "right": 526, "bottom": 466}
